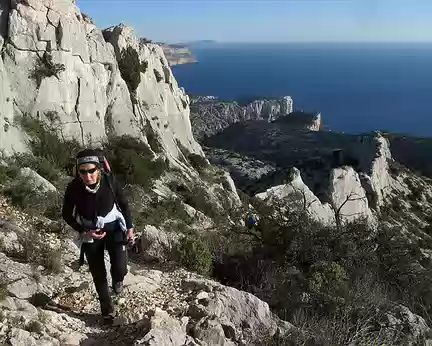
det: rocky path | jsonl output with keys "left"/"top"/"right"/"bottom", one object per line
{"left": 0, "top": 196, "right": 292, "bottom": 345}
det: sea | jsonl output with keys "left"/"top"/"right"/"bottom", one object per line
{"left": 172, "top": 43, "right": 432, "bottom": 138}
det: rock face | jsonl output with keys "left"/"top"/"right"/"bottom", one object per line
{"left": 190, "top": 96, "right": 296, "bottom": 140}
{"left": 255, "top": 168, "right": 335, "bottom": 225}
{"left": 327, "top": 166, "right": 374, "bottom": 225}
{"left": 0, "top": 0, "right": 202, "bottom": 165}
{"left": 18, "top": 168, "right": 57, "bottom": 193}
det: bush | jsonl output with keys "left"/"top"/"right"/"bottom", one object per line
{"left": 180, "top": 184, "right": 220, "bottom": 219}
{"left": 103, "top": 135, "right": 167, "bottom": 190}
{"left": 145, "top": 123, "right": 163, "bottom": 153}
{"left": 188, "top": 153, "right": 209, "bottom": 173}
{"left": 12, "top": 228, "right": 63, "bottom": 274}
{"left": 0, "top": 281, "right": 7, "bottom": 301}
{"left": 29, "top": 52, "right": 65, "bottom": 87}
{"left": 178, "top": 233, "right": 212, "bottom": 275}
{"left": 17, "top": 115, "right": 81, "bottom": 173}
{"left": 118, "top": 46, "right": 141, "bottom": 93}
{"left": 140, "top": 60, "right": 149, "bottom": 74}
{"left": 136, "top": 197, "right": 191, "bottom": 228}
{"left": 154, "top": 69, "right": 163, "bottom": 83}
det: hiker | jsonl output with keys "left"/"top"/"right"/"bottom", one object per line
{"left": 246, "top": 213, "right": 259, "bottom": 230}
{"left": 62, "top": 149, "right": 134, "bottom": 323}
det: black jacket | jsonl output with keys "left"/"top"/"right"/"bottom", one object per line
{"left": 62, "top": 174, "right": 133, "bottom": 233}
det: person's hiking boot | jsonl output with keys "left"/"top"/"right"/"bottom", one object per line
{"left": 102, "top": 311, "right": 116, "bottom": 325}
{"left": 100, "top": 300, "right": 115, "bottom": 325}
{"left": 113, "top": 281, "right": 123, "bottom": 295}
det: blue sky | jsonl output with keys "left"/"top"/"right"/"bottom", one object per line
{"left": 76, "top": 0, "right": 432, "bottom": 43}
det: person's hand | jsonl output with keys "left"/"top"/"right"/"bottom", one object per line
{"left": 87, "top": 229, "right": 106, "bottom": 239}
{"left": 126, "top": 229, "right": 134, "bottom": 245}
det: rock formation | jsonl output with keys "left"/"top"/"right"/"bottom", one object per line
{"left": 190, "top": 96, "right": 300, "bottom": 140}
{"left": 160, "top": 43, "right": 197, "bottom": 66}
{"left": 0, "top": 0, "right": 202, "bottom": 166}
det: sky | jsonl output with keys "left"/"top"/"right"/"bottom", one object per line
{"left": 76, "top": 0, "right": 432, "bottom": 43}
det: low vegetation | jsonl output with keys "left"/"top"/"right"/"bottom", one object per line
{"left": 103, "top": 135, "right": 167, "bottom": 191}
{"left": 30, "top": 52, "right": 65, "bottom": 88}
{"left": 118, "top": 46, "right": 141, "bottom": 94}
{"left": 206, "top": 194, "right": 432, "bottom": 345}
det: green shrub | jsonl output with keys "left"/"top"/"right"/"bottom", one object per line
{"left": 0, "top": 281, "right": 7, "bottom": 301}
{"left": 3, "top": 178, "right": 38, "bottom": 210}
{"left": 154, "top": 69, "right": 163, "bottom": 83}
{"left": 12, "top": 153, "right": 60, "bottom": 183}
{"left": 309, "top": 261, "right": 348, "bottom": 298}
{"left": 104, "top": 135, "right": 167, "bottom": 190}
{"left": 178, "top": 233, "right": 212, "bottom": 275}
{"left": 118, "top": 46, "right": 141, "bottom": 93}
{"left": 137, "top": 197, "right": 191, "bottom": 228}
{"left": 11, "top": 227, "right": 63, "bottom": 274}
{"left": 17, "top": 115, "right": 81, "bottom": 172}
{"left": 145, "top": 123, "right": 163, "bottom": 153}
{"left": 29, "top": 52, "right": 65, "bottom": 87}
{"left": 180, "top": 184, "right": 220, "bottom": 219}
{"left": 25, "top": 320, "right": 43, "bottom": 334}
{"left": 188, "top": 153, "right": 209, "bottom": 173}
{"left": 140, "top": 61, "right": 149, "bottom": 74}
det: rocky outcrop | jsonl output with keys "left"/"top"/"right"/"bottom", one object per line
{"left": 190, "top": 96, "right": 296, "bottom": 140}
{"left": 18, "top": 167, "right": 57, "bottom": 193}
{"left": 160, "top": 43, "right": 197, "bottom": 66}
{"left": 103, "top": 24, "right": 203, "bottom": 162}
{"left": 327, "top": 166, "right": 374, "bottom": 225}
{"left": 255, "top": 168, "right": 335, "bottom": 225}
{"left": 0, "top": 0, "right": 203, "bottom": 166}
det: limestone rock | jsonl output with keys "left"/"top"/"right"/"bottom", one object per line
{"left": 255, "top": 167, "right": 335, "bottom": 225}
{"left": 328, "top": 166, "right": 374, "bottom": 225}
{"left": 381, "top": 305, "right": 432, "bottom": 345}
{"left": 9, "top": 328, "right": 37, "bottom": 346}
{"left": 190, "top": 96, "right": 294, "bottom": 141}
{"left": 18, "top": 168, "right": 57, "bottom": 193}
{"left": 139, "top": 225, "right": 179, "bottom": 262}
{"left": 135, "top": 308, "right": 189, "bottom": 346}
{"left": 184, "top": 278, "right": 293, "bottom": 343}
{"left": 1, "top": 0, "right": 206, "bottom": 172}
{"left": 194, "top": 316, "right": 226, "bottom": 345}
{"left": 102, "top": 24, "right": 203, "bottom": 165}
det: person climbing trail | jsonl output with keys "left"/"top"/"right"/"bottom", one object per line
{"left": 62, "top": 149, "right": 135, "bottom": 324}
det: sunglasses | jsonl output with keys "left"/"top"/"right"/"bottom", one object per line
{"left": 79, "top": 168, "right": 98, "bottom": 175}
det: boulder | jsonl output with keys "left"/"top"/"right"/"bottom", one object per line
{"left": 183, "top": 278, "right": 293, "bottom": 344}
{"left": 134, "top": 308, "right": 189, "bottom": 346}
{"left": 139, "top": 225, "right": 180, "bottom": 262}
{"left": 18, "top": 168, "right": 57, "bottom": 193}
{"left": 9, "top": 328, "right": 37, "bottom": 346}
{"left": 381, "top": 305, "right": 432, "bottom": 345}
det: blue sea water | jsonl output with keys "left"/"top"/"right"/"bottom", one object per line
{"left": 172, "top": 43, "right": 432, "bottom": 137}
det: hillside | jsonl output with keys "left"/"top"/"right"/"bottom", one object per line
{"left": 1, "top": 1, "right": 432, "bottom": 345}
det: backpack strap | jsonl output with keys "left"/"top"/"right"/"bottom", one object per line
{"left": 104, "top": 173, "right": 122, "bottom": 213}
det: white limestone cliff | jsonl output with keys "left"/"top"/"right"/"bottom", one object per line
{"left": 0, "top": 0, "right": 202, "bottom": 164}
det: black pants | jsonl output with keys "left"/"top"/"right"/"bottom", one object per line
{"left": 82, "top": 228, "right": 128, "bottom": 315}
